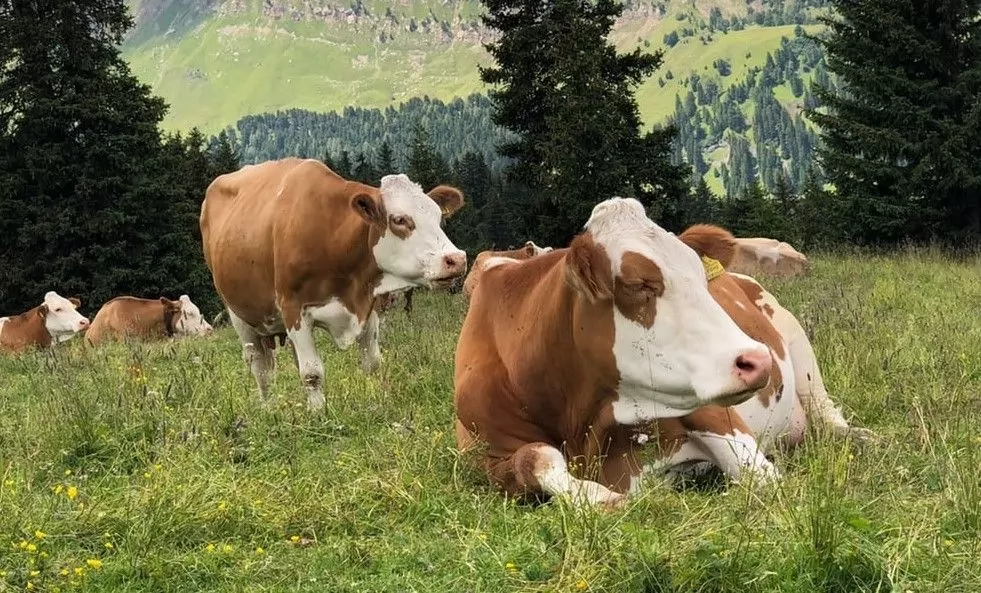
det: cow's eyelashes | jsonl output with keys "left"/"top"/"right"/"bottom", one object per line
{"left": 391, "top": 215, "right": 409, "bottom": 226}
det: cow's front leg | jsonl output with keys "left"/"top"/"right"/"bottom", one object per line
{"left": 490, "top": 443, "right": 626, "bottom": 509}
{"left": 679, "top": 407, "right": 779, "bottom": 484}
{"left": 286, "top": 318, "right": 326, "bottom": 412}
{"left": 357, "top": 310, "right": 382, "bottom": 373}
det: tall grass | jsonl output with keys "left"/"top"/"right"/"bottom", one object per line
{"left": 1, "top": 250, "right": 979, "bottom": 592}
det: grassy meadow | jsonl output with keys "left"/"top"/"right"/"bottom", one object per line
{"left": 1, "top": 249, "right": 980, "bottom": 592}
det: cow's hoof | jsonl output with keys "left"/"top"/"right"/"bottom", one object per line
{"left": 307, "top": 392, "right": 326, "bottom": 412}
{"left": 845, "top": 427, "right": 884, "bottom": 447}
{"left": 360, "top": 354, "right": 382, "bottom": 374}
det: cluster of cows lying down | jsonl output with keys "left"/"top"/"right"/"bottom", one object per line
{"left": 2, "top": 156, "right": 872, "bottom": 507}
{"left": 0, "top": 293, "right": 212, "bottom": 353}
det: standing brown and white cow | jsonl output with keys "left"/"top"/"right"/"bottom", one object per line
{"left": 201, "top": 157, "right": 467, "bottom": 411}
{"left": 84, "top": 295, "right": 213, "bottom": 346}
{"left": 0, "top": 291, "right": 90, "bottom": 353}
{"left": 454, "top": 197, "right": 774, "bottom": 507}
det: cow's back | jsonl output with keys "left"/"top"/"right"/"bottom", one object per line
{"left": 730, "top": 238, "right": 809, "bottom": 278}
{"left": 86, "top": 297, "right": 165, "bottom": 345}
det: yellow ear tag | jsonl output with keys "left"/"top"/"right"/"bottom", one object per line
{"left": 701, "top": 255, "right": 725, "bottom": 282}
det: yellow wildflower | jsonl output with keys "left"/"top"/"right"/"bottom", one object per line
{"left": 86, "top": 559, "right": 103, "bottom": 570}
{"left": 26, "top": 582, "right": 34, "bottom": 590}
{"left": 289, "top": 535, "right": 300, "bottom": 543}
{"left": 29, "top": 571, "right": 39, "bottom": 577}
{"left": 206, "top": 544, "right": 216, "bottom": 553}
{"left": 73, "top": 567, "right": 84, "bottom": 577}
{"left": 3, "top": 479, "right": 13, "bottom": 488}
{"left": 60, "top": 569, "right": 69, "bottom": 577}
{"left": 217, "top": 501, "right": 228, "bottom": 512}
{"left": 222, "top": 544, "right": 233, "bottom": 554}
{"left": 53, "top": 484, "right": 64, "bottom": 495}
{"left": 64, "top": 469, "right": 72, "bottom": 476}
{"left": 26, "top": 543, "right": 36, "bottom": 552}
{"left": 104, "top": 542, "right": 114, "bottom": 550}
{"left": 143, "top": 472, "right": 151, "bottom": 479}
{"left": 0, "top": 570, "right": 6, "bottom": 577}
{"left": 505, "top": 561, "right": 518, "bottom": 573}
{"left": 34, "top": 530, "right": 46, "bottom": 540}
{"left": 255, "top": 546, "right": 265, "bottom": 555}
{"left": 39, "top": 552, "right": 48, "bottom": 559}
{"left": 18, "top": 540, "right": 28, "bottom": 549}
{"left": 66, "top": 486, "right": 78, "bottom": 500}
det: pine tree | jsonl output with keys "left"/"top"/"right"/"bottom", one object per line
{"left": 809, "top": 0, "right": 981, "bottom": 244}
{"left": 208, "top": 129, "right": 242, "bottom": 179}
{"left": 376, "top": 140, "right": 396, "bottom": 182}
{"left": 407, "top": 122, "right": 452, "bottom": 190}
{"left": 352, "top": 151, "right": 378, "bottom": 185}
{"left": 479, "top": 0, "right": 687, "bottom": 246}
{"left": 0, "top": 0, "right": 212, "bottom": 313}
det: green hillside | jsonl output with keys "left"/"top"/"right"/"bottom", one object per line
{"left": 119, "top": 0, "right": 829, "bottom": 134}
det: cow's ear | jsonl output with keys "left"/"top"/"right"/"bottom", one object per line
{"left": 37, "top": 304, "right": 49, "bottom": 318}
{"left": 678, "top": 224, "right": 736, "bottom": 267}
{"left": 428, "top": 185, "right": 464, "bottom": 219}
{"left": 69, "top": 297, "right": 81, "bottom": 308}
{"left": 565, "top": 233, "right": 614, "bottom": 303}
{"left": 160, "top": 297, "right": 182, "bottom": 312}
{"left": 352, "top": 193, "right": 386, "bottom": 228}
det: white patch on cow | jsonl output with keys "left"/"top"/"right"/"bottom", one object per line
{"left": 42, "top": 291, "right": 89, "bottom": 342}
{"left": 374, "top": 273, "right": 418, "bottom": 296}
{"left": 173, "top": 295, "right": 212, "bottom": 336}
{"left": 287, "top": 321, "right": 326, "bottom": 411}
{"left": 584, "top": 197, "right": 771, "bottom": 414}
{"left": 0, "top": 317, "right": 8, "bottom": 338}
{"left": 526, "top": 241, "right": 553, "bottom": 255}
{"left": 228, "top": 309, "right": 276, "bottom": 399}
{"left": 371, "top": 174, "right": 467, "bottom": 288}
{"left": 305, "top": 298, "right": 364, "bottom": 349}
{"left": 753, "top": 241, "right": 783, "bottom": 263}
{"left": 533, "top": 445, "right": 625, "bottom": 507}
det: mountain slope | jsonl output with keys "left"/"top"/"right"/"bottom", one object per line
{"left": 120, "top": 0, "right": 830, "bottom": 133}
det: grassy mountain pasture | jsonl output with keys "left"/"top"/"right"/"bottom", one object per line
{"left": 1, "top": 250, "right": 980, "bottom": 592}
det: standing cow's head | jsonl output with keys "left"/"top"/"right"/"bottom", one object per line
{"left": 169, "top": 294, "right": 213, "bottom": 336}
{"left": 39, "top": 291, "right": 90, "bottom": 342}
{"left": 564, "top": 197, "right": 773, "bottom": 418}
{"left": 354, "top": 174, "right": 468, "bottom": 289}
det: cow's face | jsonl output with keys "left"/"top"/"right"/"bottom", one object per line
{"left": 172, "top": 295, "right": 212, "bottom": 336}
{"left": 40, "top": 291, "right": 89, "bottom": 342}
{"left": 565, "top": 197, "right": 772, "bottom": 417}
{"left": 355, "top": 174, "right": 467, "bottom": 289}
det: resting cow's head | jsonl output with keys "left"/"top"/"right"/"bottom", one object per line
{"left": 39, "top": 291, "right": 90, "bottom": 342}
{"left": 170, "top": 294, "right": 213, "bottom": 336}
{"left": 564, "top": 197, "right": 772, "bottom": 417}
{"left": 354, "top": 174, "right": 467, "bottom": 289}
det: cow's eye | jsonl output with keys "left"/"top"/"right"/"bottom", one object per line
{"left": 392, "top": 216, "right": 408, "bottom": 226}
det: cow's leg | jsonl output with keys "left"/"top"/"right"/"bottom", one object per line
{"left": 488, "top": 443, "right": 626, "bottom": 509}
{"left": 357, "top": 310, "right": 382, "bottom": 373}
{"left": 751, "top": 281, "right": 880, "bottom": 445}
{"left": 286, "top": 319, "right": 326, "bottom": 412}
{"left": 403, "top": 289, "right": 414, "bottom": 316}
{"left": 646, "top": 409, "right": 779, "bottom": 485}
{"left": 228, "top": 310, "right": 276, "bottom": 399}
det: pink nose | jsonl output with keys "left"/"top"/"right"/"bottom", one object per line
{"left": 442, "top": 252, "right": 467, "bottom": 277}
{"left": 78, "top": 318, "right": 90, "bottom": 330}
{"left": 733, "top": 349, "right": 772, "bottom": 391}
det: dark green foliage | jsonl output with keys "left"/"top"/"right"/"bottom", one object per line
{"left": 407, "top": 122, "right": 452, "bottom": 190}
{"left": 0, "top": 0, "right": 222, "bottom": 316}
{"left": 479, "top": 0, "right": 687, "bottom": 247}
{"left": 809, "top": 0, "right": 981, "bottom": 245}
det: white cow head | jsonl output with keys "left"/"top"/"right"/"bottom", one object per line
{"left": 353, "top": 174, "right": 468, "bottom": 292}
{"left": 170, "top": 294, "right": 213, "bottom": 336}
{"left": 40, "top": 291, "right": 90, "bottom": 342}
{"left": 565, "top": 197, "right": 773, "bottom": 418}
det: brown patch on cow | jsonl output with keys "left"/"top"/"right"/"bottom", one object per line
{"left": 613, "top": 251, "right": 664, "bottom": 329}
{"left": 678, "top": 224, "right": 737, "bottom": 267}
{"left": 564, "top": 232, "right": 614, "bottom": 303}
{"left": 387, "top": 214, "right": 416, "bottom": 239}
{"left": 352, "top": 192, "right": 387, "bottom": 229}
{"left": 732, "top": 275, "right": 776, "bottom": 319}
{"left": 428, "top": 185, "right": 464, "bottom": 218}
{"left": 68, "top": 297, "right": 81, "bottom": 308}
{"left": 0, "top": 304, "right": 54, "bottom": 353}
{"left": 85, "top": 296, "right": 184, "bottom": 345}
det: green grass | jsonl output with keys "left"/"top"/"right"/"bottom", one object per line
{"left": 3, "top": 249, "right": 980, "bottom": 591}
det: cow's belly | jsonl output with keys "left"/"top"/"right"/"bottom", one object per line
{"left": 306, "top": 299, "right": 364, "bottom": 349}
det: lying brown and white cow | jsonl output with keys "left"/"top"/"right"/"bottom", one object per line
{"left": 0, "top": 291, "right": 90, "bottom": 353}
{"left": 454, "top": 197, "right": 774, "bottom": 507}
{"left": 729, "top": 237, "right": 810, "bottom": 278}
{"left": 462, "top": 240, "right": 553, "bottom": 299}
{"left": 201, "top": 157, "right": 467, "bottom": 411}
{"left": 84, "top": 295, "right": 213, "bottom": 346}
